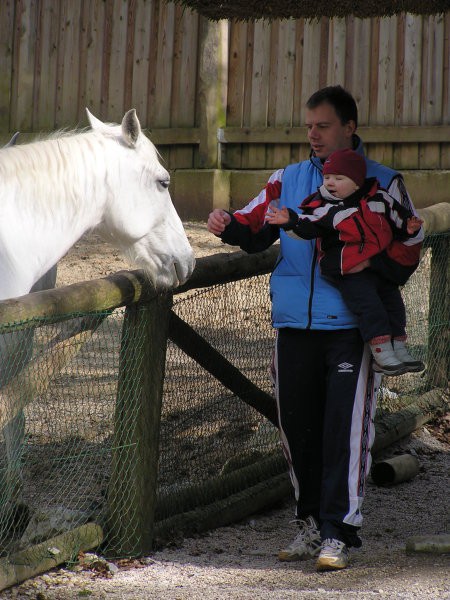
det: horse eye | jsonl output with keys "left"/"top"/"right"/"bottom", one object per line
{"left": 158, "top": 179, "right": 170, "bottom": 189}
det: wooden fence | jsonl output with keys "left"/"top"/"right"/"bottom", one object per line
{"left": 0, "top": 2, "right": 449, "bottom": 172}
{"left": 0, "top": 203, "right": 448, "bottom": 566}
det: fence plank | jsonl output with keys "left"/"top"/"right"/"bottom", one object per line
{"left": 327, "top": 18, "right": 346, "bottom": 85}
{"left": 81, "top": 0, "right": 106, "bottom": 119}
{"left": 55, "top": 0, "right": 81, "bottom": 127}
{"left": 267, "top": 19, "right": 296, "bottom": 169}
{"left": 150, "top": 1, "right": 175, "bottom": 126}
{"left": 33, "top": 0, "right": 58, "bottom": 129}
{"left": 130, "top": 0, "right": 153, "bottom": 122}
{"left": 10, "top": 0, "right": 38, "bottom": 132}
{"left": 441, "top": 13, "right": 450, "bottom": 168}
{"left": 245, "top": 20, "right": 270, "bottom": 169}
{"left": 370, "top": 16, "right": 397, "bottom": 166}
{"left": 105, "top": 0, "right": 128, "bottom": 121}
{"left": 170, "top": 6, "right": 198, "bottom": 168}
{"left": 224, "top": 20, "right": 248, "bottom": 168}
{"left": 300, "top": 18, "right": 322, "bottom": 120}
{"left": 420, "top": 15, "right": 445, "bottom": 168}
{"left": 394, "top": 14, "right": 422, "bottom": 170}
{"left": 345, "top": 17, "right": 371, "bottom": 125}
{"left": 0, "top": 0, "right": 15, "bottom": 131}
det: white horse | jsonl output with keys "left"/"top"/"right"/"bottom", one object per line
{"left": 0, "top": 109, "right": 195, "bottom": 521}
{"left": 0, "top": 108, "right": 195, "bottom": 298}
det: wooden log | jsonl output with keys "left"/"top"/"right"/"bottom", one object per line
{"left": 418, "top": 203, "right": 450, "bottom": 234}
{"left": 106, "top": 294, "right": 172, "bottom": 557}
{"left": 153, "top": 472, "right": 291, "bottom": 547}
{"left": 168, "top": 311, "right": 278, "bottom": 426}
{"left": 155, "top": 452, "right": 285, "bottom": 521}
{"left": 371, "top": 454, "right": 420, "bottom": 486}
{"left": 0, "top": 522, "right": 103, "bottom": 592}
{"left": 406, "top": 534, "right": 450, "bottom": 554}
{"left": 372, "top": 389, "right": 448, "bottom": 455}
{"left": 176, "top": 247, "right": 279, "bottom": 293}
{"left": 0, "top": 270, "right": 156, "bottom": 329}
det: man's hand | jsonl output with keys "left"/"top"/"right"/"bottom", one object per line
{"left": 207, "top": 209, "right": 231, "bottom": 236}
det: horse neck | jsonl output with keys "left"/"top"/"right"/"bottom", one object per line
{"left": 0, "top": 133, "right": 112, "bottom": 297}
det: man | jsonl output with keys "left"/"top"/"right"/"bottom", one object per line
{"left": 207, "top": 86, "right": 423, "bottom": 571}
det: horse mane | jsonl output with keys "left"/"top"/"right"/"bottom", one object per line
{"left": 0, "top": 127, "right": 114, "bottom": 219}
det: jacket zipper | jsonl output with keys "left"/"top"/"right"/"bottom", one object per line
{"left": 353, "top": 216, "right": 366, "bottom": 253}
{"left": 307, "top": 241, "right": 317, "bottom": 328}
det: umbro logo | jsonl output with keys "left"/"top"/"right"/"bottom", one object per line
{"left": 338, "top": 362, "right": 354, "bottom": 373}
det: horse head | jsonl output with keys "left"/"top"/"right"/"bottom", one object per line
{"left": 86, "top": 108, "right": 195, "bottom": 290}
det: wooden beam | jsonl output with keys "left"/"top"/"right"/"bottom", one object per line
{"left": 218, "top": 125, "right": 450, "bottom": 144}
{"left": 0, "top": 128, "right": 201, "bottom": 147}
{"left": 168, "top": 311, "right": 278, "bottom": 426}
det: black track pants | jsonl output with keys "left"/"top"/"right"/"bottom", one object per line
{"left": 274, "top": 327, "right": 379, "bottom": 547}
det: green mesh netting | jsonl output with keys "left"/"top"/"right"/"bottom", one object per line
{"left": 0, "top": 232, "right": 448, "bottom": 566}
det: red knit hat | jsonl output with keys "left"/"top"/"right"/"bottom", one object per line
{"left": 323, "top": 148, "right": 367, "bottom": 188}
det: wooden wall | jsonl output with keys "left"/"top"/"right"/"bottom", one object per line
{"left": 224, "top": 14, "right": 450, "bottom": 170}
{"left": 0, "top": 1, "right": 448, "bottom": 171}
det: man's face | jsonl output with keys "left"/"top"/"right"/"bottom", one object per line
{"left": 305, "top": 102, "right": 356, "bottom": 160}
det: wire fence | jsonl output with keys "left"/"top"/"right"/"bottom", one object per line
{"left": 0, "top": 232, "right": 448, "bottom": 574}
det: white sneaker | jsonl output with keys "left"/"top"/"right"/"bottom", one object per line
{"left": 278, "top": 516, "right": 321, "bottom": 561}
{"left": 316, "top": 538, "right": 349, "bottom": 571}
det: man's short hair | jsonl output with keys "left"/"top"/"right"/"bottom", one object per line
{"left": 306, "top": 86, "right": 358, "bottom": 128}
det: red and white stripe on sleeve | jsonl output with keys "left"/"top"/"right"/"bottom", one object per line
{"left": 233, "top": 169, "right": 284, "bottom": 233}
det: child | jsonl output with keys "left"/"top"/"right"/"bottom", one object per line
{"left": 265, "top": 148, "right": 424, "bottom": 375}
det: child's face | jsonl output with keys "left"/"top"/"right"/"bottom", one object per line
{"left": 323, "top": 173, "right": 359, "bottom": 199}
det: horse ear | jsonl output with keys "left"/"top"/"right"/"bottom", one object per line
{"left": 86, "top": 108, "right": 108, "bottom": 132}
{"left": 121, "top": 109, "right": 141, "bottom": 147}
{"left": 3, "top": 132, "right": 20, "bottom": 148}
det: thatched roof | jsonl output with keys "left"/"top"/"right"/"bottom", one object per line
{"left": 172, "top": 0, "right": 449, "bottom": 20}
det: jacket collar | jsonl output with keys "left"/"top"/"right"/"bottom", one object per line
{"left": 309, "top": 134, "right": 365, "bottom": 171}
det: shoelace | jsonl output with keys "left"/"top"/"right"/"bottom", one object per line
{"left": 289, "top": 518, "right": 319, "bottom": 543}
{"left": 321, "top": 538, "right": 347, "bottom": 552}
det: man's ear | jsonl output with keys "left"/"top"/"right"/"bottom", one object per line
{"left": 344, "top": 120, "right": 357, "bottom": 138}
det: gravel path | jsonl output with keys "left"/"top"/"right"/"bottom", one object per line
{"left": 2, "top": 429, "right": 448, "bottom": 599}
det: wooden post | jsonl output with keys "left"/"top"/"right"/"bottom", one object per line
{"left": 197, "top": 17, "right": 229, "bottom": 168}
{"left": 106, "top": 294, "right": 172, "bottom": 556}
{"left": 426, "top": 234, "right": 449, "bottom": 388}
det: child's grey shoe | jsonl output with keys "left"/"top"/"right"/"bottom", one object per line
{"left": 370, "top": 339, "right": 408, "bottom": 376}
{"left": 372, "top": 360, "right": 408, "bottom": 376}
{"left": 392, "top": 340, "right": 425, "bottom": 373}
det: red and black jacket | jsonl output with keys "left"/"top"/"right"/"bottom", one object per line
{"left": 281, "top": 177, "right": 421, "bottom": 280}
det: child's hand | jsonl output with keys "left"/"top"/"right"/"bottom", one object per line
{"left": 406, "top": 216, "right": 423, "bottom": 235}
{"left": 265, "top": 205, "right": 290, "bottom": 225}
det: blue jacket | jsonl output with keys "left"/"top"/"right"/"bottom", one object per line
{"left": 221, "top": 138, "right": 400, "bottom": 330}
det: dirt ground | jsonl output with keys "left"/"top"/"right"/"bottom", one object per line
{"left": 1, "top": 223, "right": 449, "bottom": 600}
